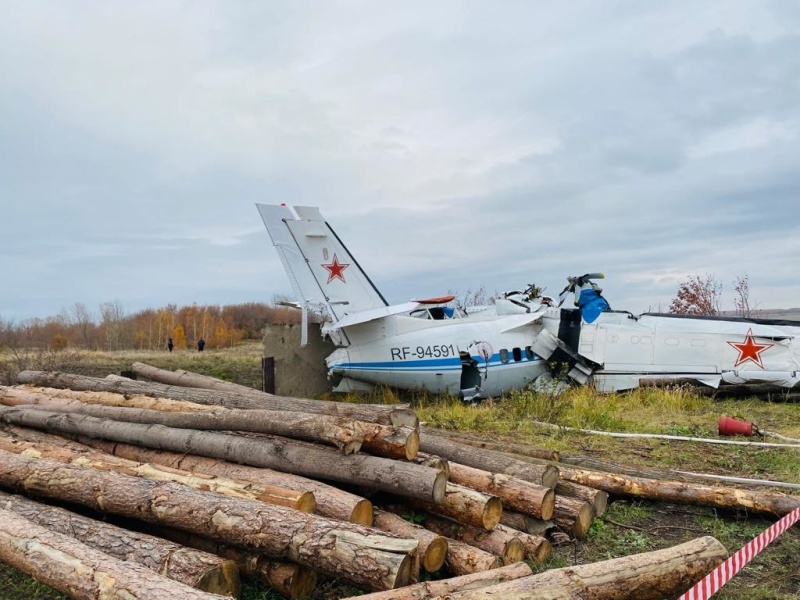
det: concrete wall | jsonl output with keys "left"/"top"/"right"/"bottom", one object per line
{"left": 263, "top": 323, "right": 336, "bottom": 397}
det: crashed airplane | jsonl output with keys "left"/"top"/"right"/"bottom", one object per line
{"left": 258, "top": 204, "right": 800, "bottom": 401}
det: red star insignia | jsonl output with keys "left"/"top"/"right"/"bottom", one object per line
{"left": 321, "top": 254, "right": 349, "bottom": 283}
{"left": 727, "top": 328, "right": 773, "bottom": 368}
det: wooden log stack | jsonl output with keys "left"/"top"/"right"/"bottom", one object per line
{"left": 0, "top": 364, "right": 777, "bottom": 599}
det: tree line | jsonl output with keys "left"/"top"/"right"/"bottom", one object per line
{"left": 0, "top": 301, "right": 301, "bottom": 352}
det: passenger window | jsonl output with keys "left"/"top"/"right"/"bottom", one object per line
{"left": 512, "top": 347, "right": 522, "bottom": 362}
{"left": 525, "top": 346, "right": 534, "bottom": 360}
{"left": 499, "top": 349, "right": 509, "bottom": 364}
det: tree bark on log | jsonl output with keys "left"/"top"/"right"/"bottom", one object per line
{"left": 0, "top": 407, "right": 446, "bottom": 504}
{"left": 341, "top": 562, "right": 532, "bottom": 600}
{"left": 0, "top": 508, "right": 230, "bottom": 600}
{"left": 0, "top": 430, "right": 317, "bottom": 512}
{"left": 373, "top": 509, "right": 448, "bottom": 574}
{"left": 0, "top": 450, "right": 418, "bottom": 591}
{"left": 420, "top": 427, "right": 561, "bottom": 462}
{"left": 493, "top": 524, "right": 551, "bottom": 563}
{"left": 153, "top": 527, "right": 317, "bottom": 600}
{"left": 553, "top": 495, "right": 594, "bottom": 539}
{"left": 361, "top": 423, "right": 419, "bottom": 460}
{"left": 443, "top": 537, "right": 503, "bottom": 576}
{"left": 448, "top": 462, "right": 555, "bottom": 521}
{"left": 555, "top": 480, "right": 608, "bottom": 517}
{"left": 432, "top": 535, "right": 728, "bottom": 600}
{"left": 444, "top": 588, "right": 577, "bottom": 600}
{"left": 0, "top": 491, "right": 239, "bottom": 596}
{"left": 412, "top": 452, "right": 450, "bottom": 479}
{"left": 420, "top": 514, "right": 525, "bottom": 566}
{"left": 406, "top": 483, "right": 503, "bottom": 530}
{"left": 16, "top": 371, "right": 419, "bottom": 428}
{"left": 1, "top": 384, "right": 218, "bottom": 412}
{"left": 2, "top": 386, "right": 419, "bottom": 461}
{"left": 1, "top": 387, "right": 364, "bottom": 454}
{"left": 133, "top": 362, "right": 271, "bottom": 396}
{"left": 556, "top": 464, "right": 800, "bottom": 517}
{"left": 419, "top": 432, "right": 560, "bottom": 489}
{"left": 65, "top": 434, "right": 375, "bottom": 525}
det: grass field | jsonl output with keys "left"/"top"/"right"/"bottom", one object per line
{"left": 0, "top": 343, "right": 798, "bottom": 599}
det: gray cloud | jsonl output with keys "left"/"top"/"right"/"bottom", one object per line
{"left": 1, "top": 1, "right": 799, "bottom": 322}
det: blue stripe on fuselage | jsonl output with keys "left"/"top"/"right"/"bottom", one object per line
{"left": 330, "top": 354, "right": 543, "bottom": 372}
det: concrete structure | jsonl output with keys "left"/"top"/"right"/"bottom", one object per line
{"left": 263, "top": 323, "right": 336, "bottom": 397}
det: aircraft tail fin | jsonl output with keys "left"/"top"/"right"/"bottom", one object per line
{"left": 257, "top": 204, "right": 388, "bottom": 326}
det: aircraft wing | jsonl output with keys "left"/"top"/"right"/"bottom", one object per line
{"left": 499, "top": 309, "right": 548, "bottom": 333}
{"left": 326, "top": 302, "right": 422, "bottom": 330}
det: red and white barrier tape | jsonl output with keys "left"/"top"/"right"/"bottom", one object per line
{"left": 677, "top": 506, "right": 800, "bottom": 600}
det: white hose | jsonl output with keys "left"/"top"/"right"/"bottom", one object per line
{"left": 530, "top": 421, "right": 800, "bottom": 449}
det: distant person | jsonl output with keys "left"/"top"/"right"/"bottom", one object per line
{"left": 197, "top": 338, "right": 205, "bottom": 352}
{"left": 167, "top": 338, "right": 174, "bottom": 353}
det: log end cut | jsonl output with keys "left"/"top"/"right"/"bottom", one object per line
{"left": 351, "top": 499, "right": 375, "bottom": 526}
{"left": 195, "top": 559, "right": 241, "bottom": 597}
{"left": 432, "top": 471, "right": 448, "bottom": 505}
{"left": 541, "top": 489, "right": 556, "bottom": 522}
{"left": 422, "top": 536, "right": 448, "bottom": 573}
{"left": 406, "top": 428, "right": 420, "bottom": 461}
{"left": 482, "top": 496, "right": 504, "bottom": 530}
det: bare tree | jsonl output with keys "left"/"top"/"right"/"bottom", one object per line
{"left": 732, "top": 273, "right": 755, "bottom": 318}
{"left": 100, "top": 300, "right": 126, "bottom": 351}
{"left": 668, "top": 274, "right": 722, "bottom": 316}
{"left": 71, "top": 303, "right": 95, "bottom": 349}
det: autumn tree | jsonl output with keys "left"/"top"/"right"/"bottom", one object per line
{"left": 669, "top": 274, "right": 721, "bottom": 316}
{"left": 172, "top": 324, "right": 187, "bottom": 350}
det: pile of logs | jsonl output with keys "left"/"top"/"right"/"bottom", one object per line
{"left": 0, "top": 364, "right": 795, "bottom": 599}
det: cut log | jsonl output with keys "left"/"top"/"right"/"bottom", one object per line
{"left": 379, "top": 505, "right": 503, "bottom": 576}
{"left": 553, "top": 496, "right": 594, "bottom": 539}
{"left": 443, "top": 589, "right": 577, "bottom": 600}
{"left": 419, "top": 431, "right": 560, "bottom": 488}
{"left": 16, "top": 371, "right": 419, "bottom": 427}
{"left": 361, "top": 423, "right": 419, "bottom": 460}
{"left": 154, "top": 527, "right": 317, "bottom": 600}
{"left": 444, "top": 537, "right": 503, "bottom": 576}
{"left": 420, "top": 427, "right": 561, "bottom": 461}
{"left": 134, "top": 362, "right": 270, "bottom": 395}
{"left": 0, "top": 388, "right": 364, "bottom": 454}
{"left": 433, "top": 535, "right": 728, "bottom": 600}
{"left": 373, "top": 509, "right": 448, "bottom": 574}
{"left": 556, "top": 464, "right": 800, "bottom": 517}
{"left": 0, "top": 407, "right": 446, "bottom": 504}
{"left": 0, "top": 451, "right": 419, "bottom": 591}
{"left": 0, "top": 490, "right": 239, "bottom": 595}
{"left": 1, "top": 386, "right": 421, "bottom": 461}
{"left": 493, "top": 524, "right": 551, "bottom": 563}
{"left": 555, "top": 480, "right": 608, "bottom": 517}
{"left": 412, "top": 452, "right": 450, "bottom": 479}
{"left": 0, "top": 430, "right": 317, "bottom": 512}
{"left": 499, "top": 511, "right": 556, "bottom": 537}
{"left": 0, "top": 508, "right": 230, "bottom": 600}
{"left": 448, "top": 462, "right": 555, "bottom": 521}
{"left": 64, "top": 434, "right": 375, "bottom": 525}
{"left": 407, "top": 483, "right": 503, "bottom": 530}
{"left": 420, "top": 514, "right": 525, "bottom": 566}
{"left": 341, "top": 562, "right": 532, "bottom": 600}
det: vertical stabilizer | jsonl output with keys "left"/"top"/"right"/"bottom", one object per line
{"left": 257, "top": 204, "right": 388, "bottom": 326}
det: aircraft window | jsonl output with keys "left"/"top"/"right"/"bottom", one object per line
{"left": 499, "top": 349, "right": 510, "bottom": 364}
{"left": 409, "top": 309, "right": 431, "bottom": 319}
{"left": 525, "top": 346, "right": 534, "bottom": 360}
{"left": 429, "top": 307, "right": 446, "bottom": 320}
{"left": 512, "top": 347, "right": 522, "bottom": 362}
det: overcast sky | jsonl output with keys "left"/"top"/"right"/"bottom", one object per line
{"left": 2, "top": 1, "right": 799, "bottom": 323}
